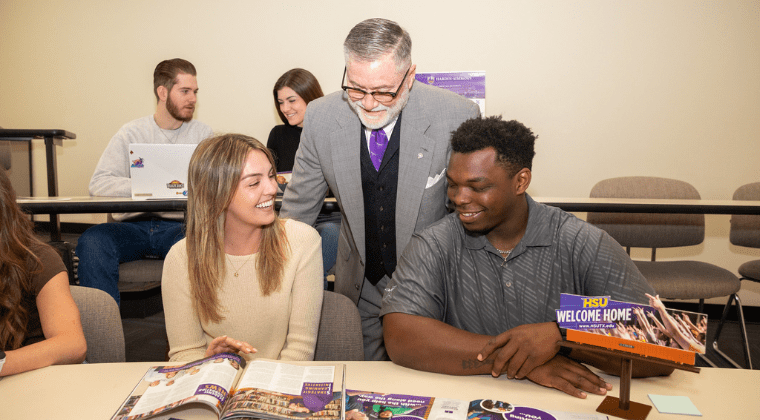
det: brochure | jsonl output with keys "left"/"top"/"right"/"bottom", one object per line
{"left": 556, "top": 294, "right": 707, "bottom": 365}
{"left": 111, "top": 353, "right": 345, "bottom": 420}
{"left": 345, "top": 390, "right": 608, "bottom": 420}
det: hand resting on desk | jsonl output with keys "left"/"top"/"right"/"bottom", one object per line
{"left": 204, "top": 335, "right": 257, "bottom": 358}
{"left": 476, "top": 321, "right": 561, "bottom": 379}
{"left": 383, "top": 313, "right": 611, "bottom": 399}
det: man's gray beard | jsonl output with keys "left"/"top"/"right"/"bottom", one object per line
{"left": 348, "top": 87, "right": 409, "bottom": 129}
{"left": 167, "top": 95, "right": 194, "bottom": 122}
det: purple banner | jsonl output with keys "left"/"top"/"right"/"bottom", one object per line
{"left": 555, "top": 294, "right": 655, "bottom": 330}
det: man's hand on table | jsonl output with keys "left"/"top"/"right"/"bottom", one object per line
{"left": 524, "top": 355, "right": 612, "bottom": 399}
{"left": 477, "top": 322, "right": 562, "bottom": 379}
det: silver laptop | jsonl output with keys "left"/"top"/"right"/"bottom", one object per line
{"left": 128, "top": 143, "right": 197, "bottom": 199}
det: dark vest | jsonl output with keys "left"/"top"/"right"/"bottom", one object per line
{"left": 360, "top": 115, "right": 402, "bottom": 285}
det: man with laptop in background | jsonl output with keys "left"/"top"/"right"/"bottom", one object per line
{"left": 76, "top": 58, "right": 213, "bottom": 305}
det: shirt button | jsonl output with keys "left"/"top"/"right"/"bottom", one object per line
{"left": 379, "top": 206, "right": 384, "bottom": 212}
{"left": 378, "top": 186, "right": 384, "bottom": 192}
{"left": 382, "top": 243, "right": 387, "bottom": 249}
{"left": 505, "top": 281, "right": 512, "bottom": 288}
{"left": 380, "top": 225, "right": 385, "bottom": 231}
{"left": 355, "top": 284, "right": 360, "bottom": 290}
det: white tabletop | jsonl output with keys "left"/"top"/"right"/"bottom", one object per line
{"left": 0, "top": 361, "right": 756, "bottom": 419}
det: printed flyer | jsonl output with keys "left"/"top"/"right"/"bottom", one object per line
{"left": 345, "top": 390, "right": 607, "bottom": 420}
{"left": 556, "top": 294, "right": 707, "bottom": 364}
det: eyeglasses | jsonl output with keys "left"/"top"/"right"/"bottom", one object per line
{"left": 341, "top": 66, "right": 411, "bottom": 105}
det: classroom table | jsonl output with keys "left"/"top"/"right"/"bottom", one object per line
{"left": 16, "top": 196, "right": 341, "bottom": 215}
{"left": 0, "top": 360, "right": 755, "bottom": 419}
{"left": 16, "top": 196, "right": 340, "bottom": 241}
{"left": 18, "top": 196, "right": 760, "bottom": 215}
{"left": 17, "top": 195, "right": 760, "bottom": 244}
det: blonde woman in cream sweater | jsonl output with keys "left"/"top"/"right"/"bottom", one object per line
{"left": 162, "top": 134, "right": 323, "bottom": 363}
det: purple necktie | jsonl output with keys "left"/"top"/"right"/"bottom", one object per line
{"left": 369, "top": 129, "right": 388, "bottom": 171}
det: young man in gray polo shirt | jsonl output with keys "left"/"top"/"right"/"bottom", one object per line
{"left": 381, "top": 116, "right": 673, "bottom": 399}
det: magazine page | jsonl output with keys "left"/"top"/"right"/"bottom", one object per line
{"left": 342, "top": 393, "right": 606, "bottom": 420}
{"left": 464, "top": 399, "right": 612, "bottom": 420}
{"left": 111, "top": 353, "right": 245, "bottom": 420}
{"left": 345, "top": 389, "right": 436, "bottom": 420}
{"left": 221, "top": 360, "right": 344, "bottom": 420}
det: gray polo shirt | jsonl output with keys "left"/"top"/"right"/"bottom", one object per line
{"left": 380, "top": 194, "right": 654, "bottom": 336}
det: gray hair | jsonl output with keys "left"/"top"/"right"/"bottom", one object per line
{"left": 343, "top": 18, "right": 411, "bottom": 70}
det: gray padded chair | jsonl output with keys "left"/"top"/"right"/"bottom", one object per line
{"left": 712, "top": 182, "right": 760, "bottom": 369}
{"left": 117, "top": 259, "right": 164, "bottom": 293}
{"left": 314, "top": 291, "right": 364, "bottom": 361}
{"left": 70, "top": 285, "right": 126, "bottom": 363}
{"left": 588, "top": 177, "right": 744, "bottom": 362}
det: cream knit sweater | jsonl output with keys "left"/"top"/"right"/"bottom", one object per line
{"left": 162, "top": 219, "right": 324, "bottom": 362}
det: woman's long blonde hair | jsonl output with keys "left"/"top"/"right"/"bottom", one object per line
{"left": 186, "top": 134, "right": 289, "bottom": 324}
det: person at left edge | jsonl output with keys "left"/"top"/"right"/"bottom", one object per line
{"left": 75, "top": 58, "right": 213, "bottom": 305}
{"left": 1, "top": 167, "right": 86, "bottom": 377}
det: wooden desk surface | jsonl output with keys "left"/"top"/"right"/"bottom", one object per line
{"left": 0, "top": 361, "right": 755, "bottom": 419}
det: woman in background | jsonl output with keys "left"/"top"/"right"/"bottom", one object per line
{"left": 267, "top": 68, "right": 339, "bottom": 289}
{"left": 267, "top": 68, "right": 324, "bottom": 173}
{"left": 162, "top": 134, "right": 323, "bottom": 362}
{"left": 0, "top": 168, "right": 86, "bottom": 376}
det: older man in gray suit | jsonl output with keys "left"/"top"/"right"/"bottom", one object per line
{"left": 279, "top": 18, "right": 479, "bottom": 361}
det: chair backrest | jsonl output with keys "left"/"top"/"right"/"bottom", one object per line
{"left": 587, "top": 176, "right": 705, "bottom": 249}
{"left": 70, "top": 285, "right": 126, "bottom": 363}
{"left": 730, "top": 182, "right": 760, "bottom": 249}
{"left": 314, "top": 291, "right": 364, "bottom": 361}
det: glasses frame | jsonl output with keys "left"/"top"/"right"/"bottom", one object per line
{"left": 341, "top": 65, "right": 412, "bottom": 104}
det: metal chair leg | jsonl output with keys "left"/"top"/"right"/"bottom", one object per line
{"left": 712, "top": 293, "right": 752, "bottom": 369}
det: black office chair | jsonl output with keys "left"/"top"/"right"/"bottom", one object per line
{"left": 712, "top": 182, "right": 760, "bottom": 369}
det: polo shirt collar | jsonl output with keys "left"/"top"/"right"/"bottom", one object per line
{"left": 462, "top": 193, "right": 555, "bottom": 254}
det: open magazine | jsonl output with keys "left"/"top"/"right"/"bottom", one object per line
{"left": 111, "top": 353, "right": 345, "bottom": 420}
{"left": 344, "top": 390, "right": 608, "bottom": 420}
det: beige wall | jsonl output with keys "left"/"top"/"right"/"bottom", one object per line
{"left": 2, "top": 0, "right": 759, "bottom": 306}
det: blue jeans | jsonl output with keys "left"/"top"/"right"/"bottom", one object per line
{"left": 75, "top": 218, "right": 184, "bottom": 305}
{"left": 315, "top": 212, "right": 341, "bottom": 290}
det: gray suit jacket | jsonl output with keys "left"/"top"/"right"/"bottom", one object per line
{"left": 280, "top": 83, "right": 480, "bottom": 303}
